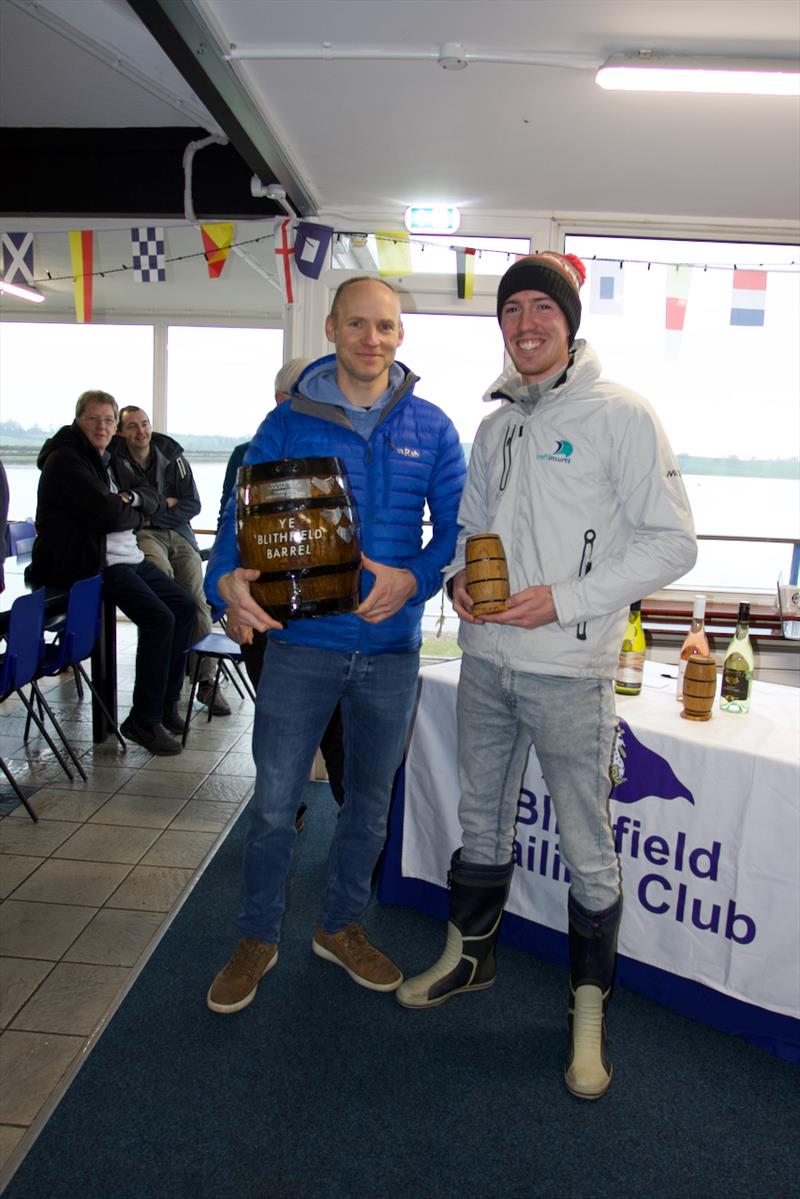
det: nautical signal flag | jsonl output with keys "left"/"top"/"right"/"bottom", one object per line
{"left": 201, "top": 223, "right": 235, "bottom": 279}
{"left": 665, "top": 265, "right": 691, "bottom": 331}
{"left": 455, "top": 246, "right": 476, "bottom": 299}
{"left": 1, "top": 232, "right": 35, "bottom": 286}
{"left": 274, "top": 218, "right": 294, "bottom": 304}
{"left": 588, "top": 260, "right": 624, "bottom": 315}
{"left": 294, "top": 222, "right": 333, "bottom": 279}
{"left": 68, "top": 230, "right": 94, "bottom": 323}
{"left": 131, "top": 227, "right": 166, "bottom": 282}
{"left": 730, "top": 269, "right": 767, "bottom": 326}
{"left": 376, "top": 231, "right": 412, "bottom": 277}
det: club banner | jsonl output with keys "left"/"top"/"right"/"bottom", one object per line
{"left": 401, "top": 660, "right": 799, "bottom": 1022}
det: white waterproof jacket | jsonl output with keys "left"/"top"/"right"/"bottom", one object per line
{"left": 448, "top": 340, "right": 697, "bottom": 678}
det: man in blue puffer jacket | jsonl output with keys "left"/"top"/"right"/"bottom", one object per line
{"left": 205, "top": 277, "right": 466, "bottom": 1013}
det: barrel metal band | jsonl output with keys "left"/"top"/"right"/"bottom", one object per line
{"left": 244, "top": 497, "right": 352, "bottom": 517}
{"left": 255, "top": 561, "right": 360, "bottom": 584}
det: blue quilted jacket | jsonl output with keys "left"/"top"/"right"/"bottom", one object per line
{"left": 205, "top": 355, "right": 466, "bottom": 654}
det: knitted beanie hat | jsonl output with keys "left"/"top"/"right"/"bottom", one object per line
{"left": 496, "top": 252, "right": 587, "bottom": 343}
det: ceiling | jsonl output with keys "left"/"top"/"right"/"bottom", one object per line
{"left": 1, "top": 0, "right": 798, "bottom": 321}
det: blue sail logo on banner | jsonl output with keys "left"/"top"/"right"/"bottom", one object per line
{"left": 610, "top": 719, "right": 694, "bottom": 806}
{"left": 293, "top": 223, "right": 334, "bottom": 279}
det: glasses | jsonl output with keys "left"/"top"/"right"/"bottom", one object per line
{"left": 80, "top": 415, "right": 117, "bottom": 427}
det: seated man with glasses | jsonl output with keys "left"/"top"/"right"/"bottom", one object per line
{"left": 28, "top": 389, "right": 196, "bottom": 756}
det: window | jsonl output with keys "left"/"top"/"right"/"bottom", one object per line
{"left": 564, "top": 234, "right": 800, "bottom": 594}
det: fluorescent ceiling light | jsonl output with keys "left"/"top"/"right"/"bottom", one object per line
{"left": 0, "top": 279, "right": 46, "bottom": 303}
{"left": 596, "top": 54, "right": 800, "bottom": 96}
{"left": 405, "top": 206, "right": 461, "bottom": 234}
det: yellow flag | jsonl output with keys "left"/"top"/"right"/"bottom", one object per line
{"left": 201, "top": 223, "right": 236, "bottom": 279}
{"left": 376, "top": 231, "right": 412, "bottom": 277}
{"left": 68, "top": 230, "right": 93, "bottom": 323}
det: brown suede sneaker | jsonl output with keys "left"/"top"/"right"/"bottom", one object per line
{"left": 312, "top": 923, "right": 402, "bottom": 992}
{"left": 207, "top": 938, "right": 278, "bottom": 1013}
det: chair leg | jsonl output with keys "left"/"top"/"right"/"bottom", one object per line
{"left": 30, "top": 681, "right": 89, "bottom": 782}
{"left": 182, "top": 659, "right": 204, "bottom": 747}
{"left": 75, "top": 664, "right": 126, "bottom": 752}
{"left": 0, "top": 756, "right": 39, "bottom": 823}
{"left": 219, "top": 659, "right": 244, "bottom": 699}
{"left": 205, "top": 662, "right": 226, "bottom": 724}
{"left": 15, "top": 688, "right": 76, "bottom": 782}
{"left": 72, "top": 664, "right": 84, "bottom": 700}
{"left": 230, "top": 659, "right": 257, "bottom": 703}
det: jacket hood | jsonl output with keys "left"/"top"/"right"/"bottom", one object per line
{"left": 111, "top": 430, "right": 185, "bottom": 465}
{"left": 295, "top": 354, "right": 416, "bottom": 410}
{"left": 37, "top": 422, "right": 95, "bottom": 469}
{"left": 482, "top": 338, "right": 594, "bottom": 405}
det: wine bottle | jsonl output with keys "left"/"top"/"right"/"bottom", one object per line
{"left": 720, "top": 602, "right": 754, "bottom": 714}
{"left": 676, "top": 594, "right": 709, "bottom": 701}
{"left": 615, "top": 601, "right": 646, "bottom": 695}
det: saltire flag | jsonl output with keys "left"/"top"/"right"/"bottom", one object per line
{"left": 2, "top": 232, "right": 34, "bottom": 285}
{"left": 131, "top": 227, "right": 166, "bottom": 282}
{"left": 69, "top": 230, "right": 93, "bottom": 323}
{"left": 201, "top": 223, "right": 235, "bottom": 279}
{"left": 730, "top": 269, "right": 767, "bottom": 326}
{"left": 588, "top": 260, "right": 624, "bottom": 315}
{"left": 455, "top": 246, "right": 476, "bottom": 299}
{"left": 665, "top": 265, "right": 691, "bottom": 330}
{"left": 294, "top": 222, "right": 333, "bottom": 279}
{"left": 376, "top": 231, "right": 412, "bottom": 277}
{"left": 274, "top": 218, "right": 294, "bottom": 303}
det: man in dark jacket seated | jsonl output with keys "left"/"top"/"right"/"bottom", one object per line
{"left": 115, "top": 406, "right": 230, "bottom": 715}
{"left": 29, "top": 390, "right": 195, "bottom": 756}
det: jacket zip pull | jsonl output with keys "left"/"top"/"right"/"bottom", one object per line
{"left": 499, "top": 425, "right": 520, "bottom": 491}
{"left": 576, "top": 528, "right": 596, "bottom": 641}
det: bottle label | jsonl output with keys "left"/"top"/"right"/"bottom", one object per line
{"left": 616, "top": 652, "right": 645, "bottom": 687}
{"left": 722, "top": 667, "right": 751, "bottom": 701}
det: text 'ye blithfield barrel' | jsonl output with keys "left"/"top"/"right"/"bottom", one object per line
{"left": 236, "top": 457, "right": 361, "bottom": 621}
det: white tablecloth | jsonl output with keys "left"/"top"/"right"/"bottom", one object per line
{"left": 402, "top": 659, "right": 800, "bottom": 1021}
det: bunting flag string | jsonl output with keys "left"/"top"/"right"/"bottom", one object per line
{"left": 68, "top": 230, "right": 93, "bottom": 323}
{"left": 201, "top": 223, "right": 235, "bottom": 279}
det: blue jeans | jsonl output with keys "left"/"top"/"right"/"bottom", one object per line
{"left": 239, "top": 640, "right": 420, "bottom": 943}
{"left": 456, "top": 653, "right": 620, "bottom": 911}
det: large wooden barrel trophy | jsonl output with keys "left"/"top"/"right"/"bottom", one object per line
{"left": 236, "top": 457, "right": 361, "bottom": 621}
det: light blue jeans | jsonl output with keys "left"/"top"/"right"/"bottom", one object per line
{"left": 239, "top": 639, "right": 420, "bottom": 943}
{"left": 456, "top": 653, "right": 620, "bottom": 911}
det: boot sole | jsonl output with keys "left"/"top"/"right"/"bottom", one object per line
{"left": 311, "top": 939, "right": 402, "bottom": 992}
{"left": 396, "top": 977, "right": 495, "bottom": 1009}
{"left": 206, "top": 949, "right": 278, "bottom": 1014}
{"left": 564, "top": 1063, "right": 613, "bottom": 1100}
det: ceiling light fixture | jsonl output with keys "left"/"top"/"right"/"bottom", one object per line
{"left": 405, "top": 205, "right": 461, "bottom": 234}
{"left": 0, "top": 279, "right": 46, "bottom": 303}
{"left": 596, "top": 53, "right": 800, "bottom": 96}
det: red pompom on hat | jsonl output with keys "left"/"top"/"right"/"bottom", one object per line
{"left": 497, "top": 251, "right": 586, "bottom": 344}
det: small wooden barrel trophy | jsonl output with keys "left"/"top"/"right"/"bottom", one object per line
{"left": 236, "top": 457, "right": 361, "bottom": 621}
{"left": 465, "top": 533, "right": 509, "bottom": 616}
{"left": 680, "top": 654, "right": 717, "bottom": 721}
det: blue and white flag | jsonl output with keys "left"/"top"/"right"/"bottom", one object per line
{"left": 293, "top": 222, "right": 333, "bottom": 279}
{"left": 131, "top": 227, "right": 166, "bottom": 283}
{"left": 2, "top": 232, "right": 35, "bottom": 285}
{"left": 588, "top": 260, "right": 624, "bottom": 315}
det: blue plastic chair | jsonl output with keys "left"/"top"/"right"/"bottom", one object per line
{"left": 0, "top": 588, "right": 81, "bottom": 820}
{"left": 35, "top": 574, "right": 126, "bottom": 753}
{"left": 181, "top": 622, "right": 256, "bottom": 746}
{"left": 6, "top": 520, "right": 36, "bottom": 558}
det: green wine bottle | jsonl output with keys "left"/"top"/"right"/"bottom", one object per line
{"left": 720, "top": 602, "right": 754, "bottom": 714}
{"left": 615, "top": 602, "right": 646, "bottom": 696}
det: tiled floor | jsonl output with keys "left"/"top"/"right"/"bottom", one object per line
{"left": 0, "top": 622, "right": 256, "bottom": 1180}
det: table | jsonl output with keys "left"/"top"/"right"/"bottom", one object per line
{"left": 1, "top": 558, "right": 117, "bottom": 742}
{"left": 379, "top": 658, "right": 800, "bottom": 1062}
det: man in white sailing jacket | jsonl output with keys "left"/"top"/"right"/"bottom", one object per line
{"left": 397, "top": 251, "right": 697, "bottom": 1100}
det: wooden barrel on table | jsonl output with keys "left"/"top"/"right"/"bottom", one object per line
{"left": 680, "top": 654, "right": 717, "bottom": 721}
{"left": 465, "top": 533, "right": 509, "bottom": 615}
{"left": 236, "top": 457, "right": 361, "bottom": 621}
